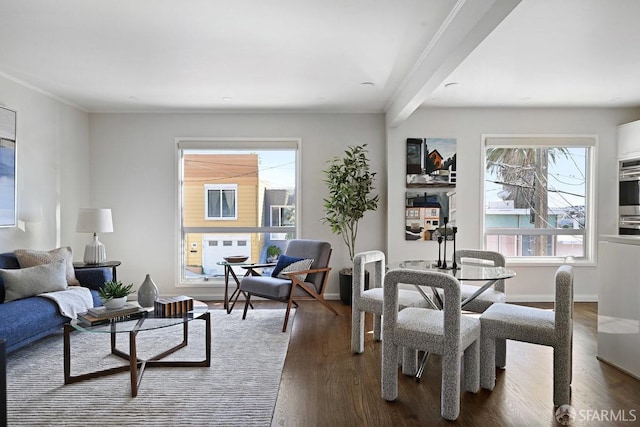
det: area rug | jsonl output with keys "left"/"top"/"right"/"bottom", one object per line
{"left": 6, "top": 309, "right": 294, "bottom": 426}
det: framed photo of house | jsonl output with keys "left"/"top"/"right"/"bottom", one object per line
{"left": 405, "top": 190, "right": 453, "bottom": 241}
{"left": 0, "top": 106, "right": 17, "bottom": 228}
{"left": 406, "top": 137, "right": 457, "bottom": 188}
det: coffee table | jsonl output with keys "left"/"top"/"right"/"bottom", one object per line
{"left": 64, "top": 299, "right": 210, "bottom": 397}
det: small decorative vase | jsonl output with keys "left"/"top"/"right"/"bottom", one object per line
{"left": 138, "top": 274, "right": 159, "bottom": 307}
{"left": 103, "top": 296, "right": 127, "bottom": 309}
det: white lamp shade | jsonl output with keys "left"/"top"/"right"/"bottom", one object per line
{"left": 76, "top": 208, "right": 113, "bottom": 233}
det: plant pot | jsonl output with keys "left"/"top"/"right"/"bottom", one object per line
{"left": 102, "top": 296, "right": 127, "bottom": 309}
{"left": 339, "top": 269, "right": 369, "bottom": 306}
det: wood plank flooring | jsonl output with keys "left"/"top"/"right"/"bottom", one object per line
{"left": 212, "top": 301, "right": 640, "bottom": 426}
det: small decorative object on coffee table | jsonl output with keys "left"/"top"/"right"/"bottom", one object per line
{"left": 137, "top": 274, "right": 159, "bottom": 307}
{"left": 98, "top": 280, "right": 134, "bottom": 309}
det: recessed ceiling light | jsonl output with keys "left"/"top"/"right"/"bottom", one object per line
{"left": 444, "top": 82, "right": 459, "bottom": 88}
{"left": 316, "top": 97, "right": 326, "bottom": 102}
{"left": 222, "top": 97, "right": 232, "bottom": 101}
{"left": 520, "top": 97, "right": 531, "bottom": 101}
{"left": 360, "top": 81, "right": 375, "bottom": 86}
{"left": 128, "top": 96, "right": 139, "bottom": 101}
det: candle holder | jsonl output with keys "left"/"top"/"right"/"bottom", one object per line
{"left": 437, "top": 236, "right": 443, "bottom": 267}
{"left": 441, "top": 217, "right": 448, "bottom": 269}
{"left": 452, "top": 226, "right": 458, "bottom": 270}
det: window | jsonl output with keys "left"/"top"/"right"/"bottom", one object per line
{"left": 205, "top": 184, "right": 237, "bottom": 219}
{"left": 483, "top": 135, "right": 595, "bottom": 262}
{"left": 270, "top": 205, "right": 295, "bottom": 240}
{"left": 177, "top": 138, "right": 299, "bottom": 283}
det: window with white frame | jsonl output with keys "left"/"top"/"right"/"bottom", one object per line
{"left": 177, "top": 139, "right": 299, "bottom": 283}
{"left": 205, "top": 184, "right": 237, "bottom": 220}
{"left": 483, "top": 135, "right": 595, "bottom": 262}
{"left": 270, "top": 205, "right": 295, "bottom": 240}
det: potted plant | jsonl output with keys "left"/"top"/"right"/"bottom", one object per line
{"left": 322, "top": 144, "right": 379, "bottom": 304}
{"left": 98, "top": 280, "right": 134, "bottom": 309}
{"left": 266, "top": 245, "right": 282, "bottom": 263}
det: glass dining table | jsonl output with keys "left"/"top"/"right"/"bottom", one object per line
{"left": 392, "top": 259, "right": 517, "bottom": 379}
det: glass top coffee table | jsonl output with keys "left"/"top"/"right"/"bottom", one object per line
{"left": 64, "top": 300, "right": 210, "bottom": 397}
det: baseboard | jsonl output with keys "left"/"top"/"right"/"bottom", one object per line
{"left": 506, "top": 294, "right": 598, "bottom": 303}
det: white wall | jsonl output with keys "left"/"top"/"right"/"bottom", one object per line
{"left": 88, "top": 113, "right": 387, "bottom": 300}
{"left": 387, "top": 107, "right": 640, "bottom": 301}
{"left": 0, "top": 74, "right": 90, "bottom": 254}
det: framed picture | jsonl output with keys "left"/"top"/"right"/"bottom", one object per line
{"left": 0, "top": 106, "right": 17, "bottom": 228}
{"left": 406, "top": 137, "right": 457, "bottom": 188}
{"left": 405, "top": 190, "right": 453, "bottom": 241}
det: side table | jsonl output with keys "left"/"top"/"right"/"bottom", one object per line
{"left": 73, "top": 260, "right": 121, "bottom": 282}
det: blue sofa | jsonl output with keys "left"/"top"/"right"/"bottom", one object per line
{"left": 0, "top": 252, "right": 111, "bottom": 353}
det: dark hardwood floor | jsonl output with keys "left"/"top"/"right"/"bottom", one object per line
{"left": 211, "top": 301, "right": 640, "bottom": 426}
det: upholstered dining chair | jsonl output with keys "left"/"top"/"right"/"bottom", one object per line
{"left": 436, "top": 249, "right": 508, "bottom": 367}
{"left": 351, "top": 250, "right": 428, "bottom": 354}
{"left": 479, "top": 265, "right": 574, "bottom": 406}
{"left": 381, "top": 269, "right": 480, "bottom": 421}
{"left": 239, "top": 239, "right": 337, "bottom": 332}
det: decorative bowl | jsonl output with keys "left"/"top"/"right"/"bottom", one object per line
{"left": 224, "top": 255, "right": 249, "bottom": 264}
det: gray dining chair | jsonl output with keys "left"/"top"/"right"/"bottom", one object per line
{"left": 351, "top": 250, "right": 428, "bottom": 354}
{"left": 381, "top": 269, "right": 480, "bottom": 421}
{"left": 479, "top": 265, "right": 574, "bottom": 406}
{"left": 436, "top": 249, "right": 508, "bottom": 367}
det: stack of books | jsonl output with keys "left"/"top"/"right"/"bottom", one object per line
{"left": 154, "top": 295, "right": 194, "bottom": 317}
{"left": 78, "top": 302, "right": 147, "bottom": 326}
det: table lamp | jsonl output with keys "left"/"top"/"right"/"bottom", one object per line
{"left": 76, "top": 208, "right": 113, "bottom": 264}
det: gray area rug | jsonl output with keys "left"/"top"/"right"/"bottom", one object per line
{"left": 6, "top": 309, "right": 294, "bottom": 426}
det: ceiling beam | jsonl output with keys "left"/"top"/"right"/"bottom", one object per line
{"left": 385, "top": 0, "right": 522, "bottom": 128}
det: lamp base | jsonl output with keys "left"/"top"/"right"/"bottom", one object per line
{"left": 84, "top": 235, "right": 106, "bottom": 264}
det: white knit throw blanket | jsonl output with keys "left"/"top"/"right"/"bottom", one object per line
{"left": 39, "top": 286, "right": 94, "bottom": 319}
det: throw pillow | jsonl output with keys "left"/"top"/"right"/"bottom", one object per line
{"left": 277, "top": 258, "right": 314, "bottom": 280}
{"left": 271, "top": 255, "right": 304, "bottom": 278}
{"left": 0, "top": 260, "right": 68, "bottom": 302}
{"left": 14, "top": 246, "right": 80, "bottom": 287}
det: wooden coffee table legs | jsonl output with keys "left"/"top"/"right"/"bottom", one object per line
{"left": 64, "top": 312, "right": 211, "bottom": 397}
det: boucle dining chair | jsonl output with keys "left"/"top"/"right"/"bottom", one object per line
{"left": 479, "top": 265, "right": 574, "bottom": 406}
{"left": 381, "top": 269, "right": 480, "bottom": 421}
{"left": 436, "top": 249, "right": 508, "bottom": 367}
{"left": 351, "top": 250, "right": 428, "bottom": 354}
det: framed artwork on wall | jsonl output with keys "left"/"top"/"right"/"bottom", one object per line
{"left": 406, "top": 137, "right": 457, "bottom": 188}
{"left": 0, "top": 106, "right": 17, "bottom": 228}
{"left": 405, "top": 190, "right": 455, "bottom": 241}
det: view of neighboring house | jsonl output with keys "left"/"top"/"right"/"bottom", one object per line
{"left": 485, "top": 200, "right": 585, "bottom": 257}
{"left": 182, "top": 153, "right": 296, "bottom": 278}
{"left": 261, "top": 188, "right": 295, "bottom": 262}
{"left": 183, "top": 153, "right": 259, "bottom": 277}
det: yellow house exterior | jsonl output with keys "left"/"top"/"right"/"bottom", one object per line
{"left": 183, "top": 153, "right": 260, "bottom": 273}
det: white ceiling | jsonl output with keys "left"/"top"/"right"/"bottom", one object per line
{"left": 0, "top": 0, "right": 639, "bottom": 121}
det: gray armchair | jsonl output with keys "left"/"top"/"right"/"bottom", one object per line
{"left": 479, "top": 265, "right": 574, "bottom": 406}
{"left": 240, "top": 239, "right": 338, "bottom": 332}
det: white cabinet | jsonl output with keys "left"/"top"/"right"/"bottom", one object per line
{"left": 597, "top": 238, "right": 640, "bottom": 379}
{"left": 618, "top": 119, "right": 640, "bottom": 160}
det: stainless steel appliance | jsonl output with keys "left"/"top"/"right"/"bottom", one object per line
{"left": 619, "top": 158, "right": 640, "bottom": 234}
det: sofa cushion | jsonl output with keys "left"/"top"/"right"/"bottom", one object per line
{"left": 14, "top": 247, "right": 80, "bottom": 287}
{"left": 0, "top": 261, "right": 68, "bottom": 302}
